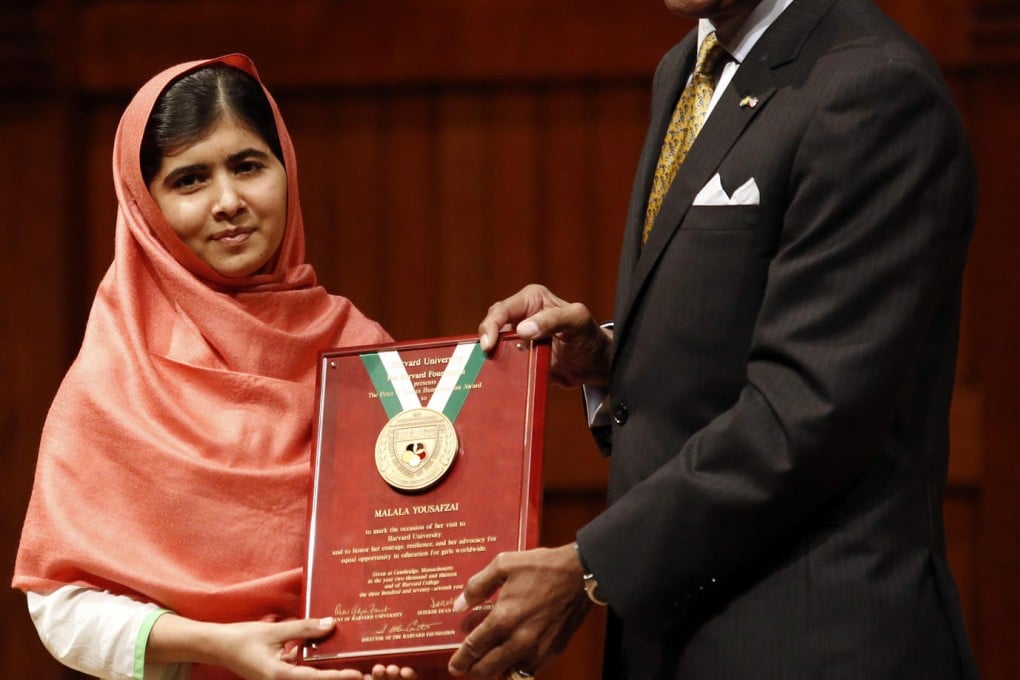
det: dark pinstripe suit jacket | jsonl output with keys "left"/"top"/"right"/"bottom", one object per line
{"left": 574, "top": 0, "right": 979, "bottom": 677}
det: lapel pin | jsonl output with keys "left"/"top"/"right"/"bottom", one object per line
{"left": 739, "top": 96, "right": 759, "bottom": 109}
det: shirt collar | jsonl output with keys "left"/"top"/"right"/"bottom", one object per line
{"left": 698, "top": 0, "right": 795, "bottom": 64}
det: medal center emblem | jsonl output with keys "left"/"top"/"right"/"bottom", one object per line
{"left": 375, "top": 408, "right": 459, "bottom": 491}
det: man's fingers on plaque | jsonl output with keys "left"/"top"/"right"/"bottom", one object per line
{"left": 459, "top": 606, "right": 491, "bottom": 634}
{"left": 485, "top": 286, "right": 539, "bottom": 327}
{"left": 566, "top": 301, "right": 595, "bottom": 328}
{"left": 480, "top": 303, "right": 508, "bottom": 333}
{"left": 448, "top": 634, "right": 485, "bottom": 676}
{"left": 464, "top": 608, "right": 525, "bottom": 676}
{"left": 460, "top": 556, "right": 508, "bottom": 608}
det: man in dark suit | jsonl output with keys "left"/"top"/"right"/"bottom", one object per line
{"left": 447, "top": 0, "right": 979, "bottom": 677}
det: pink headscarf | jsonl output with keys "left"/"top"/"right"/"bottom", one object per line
{"left": 14, "top": 54, "right": 389, "bottom": 633}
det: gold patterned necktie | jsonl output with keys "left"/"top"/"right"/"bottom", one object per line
{"left": 642, "top": 32, "right": 727, "bottom": 244}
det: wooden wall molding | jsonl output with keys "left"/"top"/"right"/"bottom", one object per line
{"left": 972, "top": 5, "right": 1020, "bottom": 64}
{"left": 0, "top": 4, "right": 54, "bottom": 90}
{"left": 2, "top": 1, "right": 1017, "bottom": 678}
{"left": 74, "top": 0, "right": 688, "bottom": 94}
{"left": 0, "top": 1, "right": 81, "bottom": 92}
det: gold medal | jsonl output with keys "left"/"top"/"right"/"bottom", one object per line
{"left": 375, "top": 407, "right": 459, "bottom": 491}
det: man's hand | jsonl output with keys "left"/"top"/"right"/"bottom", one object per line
{"left": 479, "top": 284, "right": 612, "bottom": 388}
{"left": 447, "top": 544, "right": 591, "bottom": 678}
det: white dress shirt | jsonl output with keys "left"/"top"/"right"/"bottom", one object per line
{"left": 27, "top": 585, "right": 184, "bottom": 679}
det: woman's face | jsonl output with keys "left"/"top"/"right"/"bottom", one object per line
{"left": 148, "top": 115, "right": 287, "bottom": 278}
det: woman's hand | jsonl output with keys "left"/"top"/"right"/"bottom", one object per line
{"left": 148, "top": 614, "right": 416, "bottom": 680}
{"left": 365, "top": 664, "right": 417, "bottom": 680}
{"left": 479, "top": 284, "right": 612, "bottom": 388}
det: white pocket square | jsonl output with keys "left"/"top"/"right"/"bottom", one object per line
{"left": 692, "top": 173, "right": 760, "bottom": 206}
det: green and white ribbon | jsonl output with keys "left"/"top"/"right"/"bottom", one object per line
{"left": 361, "top": 342, "right": 485, "bottom": 422}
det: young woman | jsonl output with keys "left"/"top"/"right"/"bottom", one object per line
{"left": 13, "top": 54, "right": 414, "bottom": 680}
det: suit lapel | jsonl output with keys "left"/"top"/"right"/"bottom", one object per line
{"left": 614, "top": 0, "right": 837, "bottom": 354}
{"left": 614, "top": 35, "right": 697, "bottom": 320}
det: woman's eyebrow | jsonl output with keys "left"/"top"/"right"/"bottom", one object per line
{"left": 227, "top": 148, "right": 272, "bottom": 163}
{"left": 159, "top": 148, "right": 271, "bottom": 186}
{"left": 161, "top": 163, "right": 207, "bottom": 186}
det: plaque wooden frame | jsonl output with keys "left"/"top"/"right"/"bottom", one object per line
{"left": 301, "top": 334, "right": 549, "bottom": 676}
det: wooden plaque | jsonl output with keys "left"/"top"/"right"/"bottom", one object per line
{"left": 301, "top": 334, "right": 549, "bottom": 676}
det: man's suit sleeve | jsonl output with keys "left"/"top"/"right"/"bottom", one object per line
{"left": 576, "top": 50, "right": 976, "bottom": 624}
